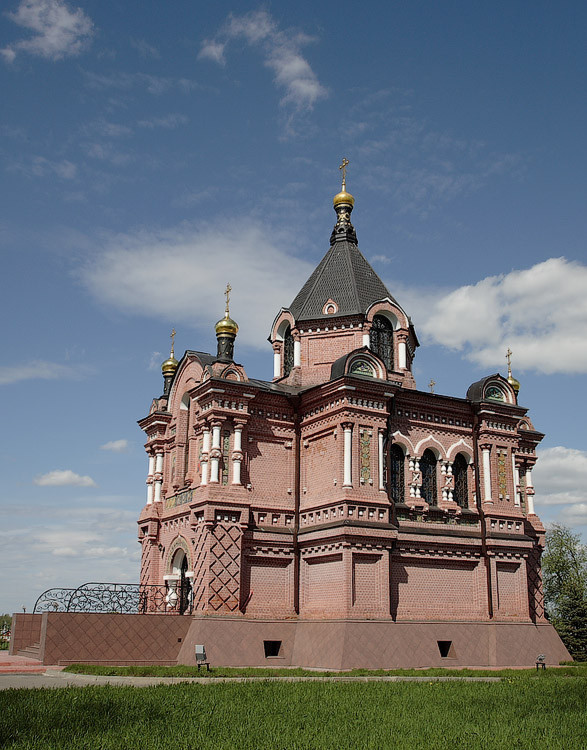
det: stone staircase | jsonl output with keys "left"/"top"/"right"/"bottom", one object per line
{"left": 17, "top": 641, "right": 41, "bottom": 660}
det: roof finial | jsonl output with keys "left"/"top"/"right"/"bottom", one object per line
{"left": 161, "top": 328, "right": 179, "bottom": 394}
{"left": 339, "top": 157, "right": 349, "bottom": 192}
{"left": 224, "top": 282, "right": 232, "bottom": 316}
{"left": 170, "top": 327, "right": 176, "bottom": 358}
{"left": 506, "top": 347, "right": 520, "bottom": 395}
{"left": 215, "top": 283, "right": 239, "bottom": 362}
{"left": 429, "top": 378, "right": 436, "bottom": 394}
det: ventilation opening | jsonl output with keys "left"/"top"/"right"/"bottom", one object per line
{"left": 264, "top": 640, "right": 282, "bottom": 658}
{"left": 437, "top": 640, "right": 455, "bottom": 658}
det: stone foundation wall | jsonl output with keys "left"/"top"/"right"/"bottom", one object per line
{"left": 39, "top": 612, "right": 191, "bottom": 665}
{"left": 12, "top": 611, "right": 570, "bottom": 668}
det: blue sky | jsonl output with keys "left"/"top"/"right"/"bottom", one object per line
{"left": 1, "top": 0, "right": 586, "bottom": 615}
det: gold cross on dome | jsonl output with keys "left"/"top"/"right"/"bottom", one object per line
{"left": 506, "top": 347, "right": 513, "bottom": 374}
{"left": 224, "top": 282, "right": 232, "bottom": 314}
{"left": 429, "top": 379, "right": 436, "bottom": 394}
{"left": 339, "top": 157, "right": 349, "bottom": 190}
{"left": 170, "top": 328, "right": 176, "bottom": 356}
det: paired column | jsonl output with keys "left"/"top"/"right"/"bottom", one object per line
{"left": 153, "top": 452, "right": 164, "bottom": 503}
{"left": 200, "top": 426, "right": 211, "bottom": 485}
{"left": 343, "top": 422, "right": 353, "bottom": 488}
{"left": 146, "top": 454, "right": 155, "bottom": 504}
{"left": 525, "top": 466, "right": 535, "bottom": 514}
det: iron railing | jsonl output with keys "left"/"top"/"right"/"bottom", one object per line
{"left": 33, "top": 582, "right": 193, "bottom": 615}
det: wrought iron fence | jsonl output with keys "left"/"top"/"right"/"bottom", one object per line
{"left": 33, "top": 582, "right": 193, "bottom": 615}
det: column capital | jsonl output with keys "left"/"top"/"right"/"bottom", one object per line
{"left": 341, "top": 421, "right": 354, "bottom": 431}
{"left": 480, "top": 443, "right": 492, "bottom": 452}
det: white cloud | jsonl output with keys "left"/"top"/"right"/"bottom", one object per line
{"left": 0, "top": 359, "right": 86, "bottom": 385}
{"left": 130, "top": 37, "right": 160, "bottom": 59}
{"left": 10, "top": 155, "right": 77, "bottom": 180}
{"left": 84, "top": 70, "right": 197, "bottom": 95}
{"left": 534, "top": 447, "right": 587, "bottom": 508}
{"left": 199, "top": 10, "right": 327, "bottom": 111}
{"left": 79, "top": 221, "right": 314, "bottom": 349}
{"left": 100, "top": 439, "right": 129, "bottom": 453}
{"left": 34, "top": 469, "right": 97, "bottom": 487}
{"left": 400, "top": 258, "right": 587, "bottom": 374}
{"left": 137, "top": 113, "right": 188, "bottom": 129}
{"left": 2, "top": 0, "right": 93, "bottom": 62}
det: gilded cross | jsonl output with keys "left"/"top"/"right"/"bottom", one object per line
{"left": 225, "top": 282, "right": 232, "bottom": 314}
{"left": 429, "top": 379, "right": 436, "bottom": 394}
{"left": 506, "top": 347, "right": 512, "bottom": 368}
{"left": 170, "top": 328, "right": 176, "bottom": 356}
{"left": 339, "top": 157, "right": 349, "bottom": 190}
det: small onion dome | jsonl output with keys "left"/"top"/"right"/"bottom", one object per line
{"left": 333, "top": 189, "right": 354, "bottom": 207}
{"left": 215, "top": 312, "right": 239, "bottom": 336}
{"left": 508, "top": 372, "right": 521, "bottom": 395}
{"left": 161, "top": 354, "right": 178, "bottom": 376}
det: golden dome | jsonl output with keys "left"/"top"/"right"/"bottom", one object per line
{"left": 333, "top": 189, "right": 355, "bottom": 207}
{"left": 161, "top": 355, "right": 178, "bottom": 375}
{"left": 215, "top": 312, "right": 239, "bottom": 336}
{"left": 508, "top": 373, "right": 520, "bottom": 395}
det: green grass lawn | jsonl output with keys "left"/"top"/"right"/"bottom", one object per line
{"left": 1, "top": 670, "right": 586, "bottom": 749}
{"left": 62, "top": 661, "right": 587, "bottom": 679}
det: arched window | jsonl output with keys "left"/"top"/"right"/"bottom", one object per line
{"left": 283, "top": 325, "right": 294, "bottom": 377}
{"left": 390, "top": 444, "right": 405, "bottom": 503}
{"left": 453, "top": 453, "right": 468, "bottom": 508}
{"left": 370, "top": 315, "right": 393, "bottom": 370}
{"left": 420, "top": 449, "right": 437, "bottom": 505}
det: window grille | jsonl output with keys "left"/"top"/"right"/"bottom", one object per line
{"left": 453, "top": 453, "right": 468, "bottom": 507}
{"left": 390, "top": 444, "right": 405, "bottom": 503}
{"left": 370, "top": 315, "right": 393, "bottom": 370}
{"left": 283, "top": 326, "right": 294, "bottom": 377}
{"left": 420, "top": 449, "right": 437, "bottom": 505}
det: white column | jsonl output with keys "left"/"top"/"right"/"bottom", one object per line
{"left": 362, "top": 332, "right": 370, "bottom": 348}
{"left": 201, "top": 427, "right": 211, "bottom": 485}
{"left": 482, "top": 446, "right": 492, "bottom": 503}
{"left": 273, "top": 349, "right": 281, "bottom": 378}
{"left": 526, "top": 467, "right": 535, "bottom": 514}
{"left": 378, "top": 430, "right": 385, "bottom": 490}
{"left": 398, "top": 341, "right": 407, "bottom": 370}
{"left": 146, "top": 454, "right": 155, "bottom": 504}
{"left": 512, "top": 456, "right": 520, "bottom": 507}
{"left": 232, "top": 424, "right": 243, "bottom": 485}
{"left": 293, "top": 339, "right": 301, "bottom": 367}
{"left": 343, "top": 424, "right": 353, "bottom": 488}
{"left": 153, "top": 452, "right": 163, "bottom": 503}
{"left": 210, "top": 423, "right": 221, "bottom": 483}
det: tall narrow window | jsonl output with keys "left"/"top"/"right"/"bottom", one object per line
{"left": 420, "top": 449, "right": 437, "bottom": 505}
{"left": 453, "top": 453, "right": 468, "bottom": 508}
{"left": 370, "top": 315, "right": 393, "bottom": 370}
{"left": 283, "top": 325, "right": 294, "bottom": 377}
{"left": 390, "top": 444, "right": 405, "bottom": 503}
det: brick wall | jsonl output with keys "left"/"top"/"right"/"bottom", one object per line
{"left": 9, "top": 613, "right": 42, "bottom": 655}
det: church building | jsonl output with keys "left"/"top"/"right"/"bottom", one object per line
{"left": 137, "top": 167, "right": 569, "bottom": 668}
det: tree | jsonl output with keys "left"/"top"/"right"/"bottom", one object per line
{"left": 542, "top": 524, "right": 587, "bottom": 661}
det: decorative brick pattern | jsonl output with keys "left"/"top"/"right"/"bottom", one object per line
{"left": 208, "top": 524, "right": 242, "bottom": 612}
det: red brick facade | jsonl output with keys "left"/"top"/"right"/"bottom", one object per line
{"left": 135, "top": 190, "right": 567, "bottom": 666}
